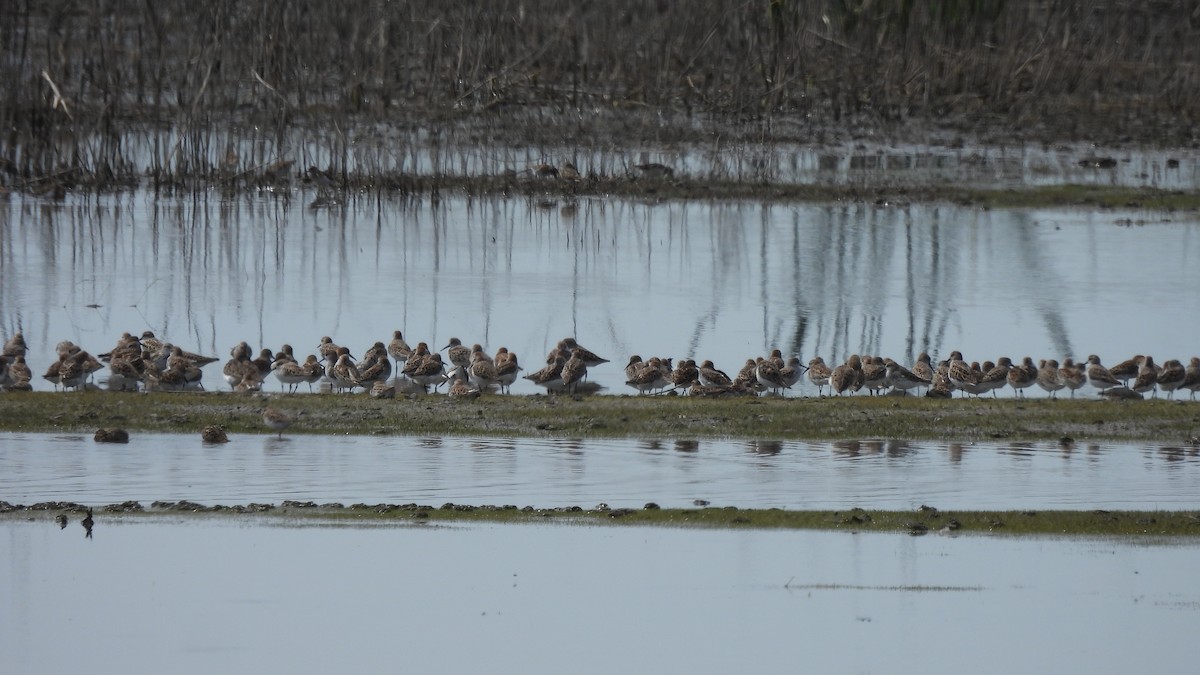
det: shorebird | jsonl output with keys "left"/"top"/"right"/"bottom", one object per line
{"left": 1130, "top": 356, "right": 1158, "bottom": 397}
{"left": 81, "top": 508, "right": 94, "bottom": 539}
{"left": 299, "top": 355, "right": 324, "bottom": 392}
{"left": 1059, "top": 358, "right": 1086, "bottom": 398}
{"left": 42, "top": 354, "right": 66, "bottom": 390}
{"left": 59, "top": 351, "right": 90, "bottom": 391}
{"left": 926, "top": 367, "right": 954, "bottom": 398}
{"left": 861, "top": 356, "right": 889, "bottom": 395}
{"left": 331, "top": 352, "right": 362, "bottom": 392}
{"left": 524, "top": 353, "right": 566, "bottom": 393}
{"left": 1157, "top": 359, "right": 1187, "bottom": 399}
{"left": 442, "top": 338, "right": 472, "bottom": 370}
{"left": 447, "top": 367, "right": 481, "bottom": 400}
{"left": 530, "top": 163, "right": 559, "bottom": 179}
{"left": 274, "top": 358, "right": 309, "bottom": 394}
{"left": 223, "top": 349, "right": 257, "bottom": 391}
{"left": 625, "top": 357, "right": 667, "bottom": 394}
{"left": 560, "top": 162, "right": 582, "bottom": 182}
{"left": 262, "top": 407, "right": 292, "bottom": 439}
{"left": 624, "top": 355, "right": 645, "bottom": 382}
{"left": 369, "top": 381, "right": 396, "bottom": 399}
{"left": 55, "top": 513, "right": 68, "bottom": 529}
{"left": 202, "top": 425, "right": 229, "bottom": 443}
{"left": 807, "top": 357, "right": 832, "bottom": 395}
{"left": 1036, "top": 359, "right": 1064, "bottom": 398}
{"left": 910, "top": 352, "right": 934, "bottom": 387}
{"left": 886, "top": 360, "right": 930, "bottom": 393}
{"left": 2, "top": 331, "right": 28, "bottom": 357}
{"left": 93, "top": 427, "right": 129, "bottom": 443}
{"left": 467, "top": 351, "right": 500, "bottom": 390}
{"left": 408, "top": 352, "right": 448, "bottom": 391}
{"left": 316, "top": 336, "right": 342, "bottom": 365}
{"left": 561, "top": 338, "right": 609, "bottom": 371}
{"left": 250, "top": 348, "right": 275, "bottom": 377}
{"left": 734, "top": 359, "right": 761, "bottom": 392}
{"left": 401, "top": 342, "right": 431, "bottom": 374}
{"left": 978, "top": 357, "right": 1012, "bottom": 397}
{"left": 946, "top": 351, "right": 980, "bottom": 397}
{"left": 779, "top": 357, "right": 805, "bottom": 389}
{"left": 698, "top": 360, "right": 732, "bottom": 388}
{"left": 1007, "top": 357, "right": 1038, "bottom": 398}
{"left": 100, "top": 332, "right": 141, "bottom": 363}
{"left": 495, "top": 352, "right": 522, "bottom": 394}
{"left": 559, "top": 353, "right": 589, "bottom": 394}
{"left": 139, "top": 331, "right": 165, "bottom": 355}
{"left": 755, "top": 358, "right": 789, "bottom": 396}
{"left": 388, "top": 330, "right": 412, "bottom": 371}
{"left": 767, "top": 349, "right": 786, "bottom": 370}
{"left": 354, "top": 350, "right": 392, "bottom": 389}
{"left": 229, "top": 340, "right": 253, "bottom": 361}
{"left": 1085, "top": 355, "right": 1122, "bottom": 392}
{"left": 670, "top": 359, "right": 700, "bottom": 391}
{"left": 1108, "top": 355, "right": 1143, "bottom": 386}
{"left": 829, "top": 355, "right": 863, "bottom": 396}
{"left": 1181, "top": 357, "right": 1200, "bottom": 400}
{"left": 6, "top": 355, "right": 32, "bottom": 388}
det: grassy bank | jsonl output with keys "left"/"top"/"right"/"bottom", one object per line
{"left": 2, "top": 390, "right": 1199, "bottom": 443}
{"left": 5, "top": 501, "right": 1199, "bottom": 538}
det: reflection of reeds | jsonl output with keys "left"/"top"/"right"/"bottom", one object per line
{"left": 1, "top": 2, "right": 1195, "bottom": 188}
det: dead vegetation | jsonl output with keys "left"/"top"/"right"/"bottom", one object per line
{"left": 1, "top": 1, "right": 1197, "bottom": 190}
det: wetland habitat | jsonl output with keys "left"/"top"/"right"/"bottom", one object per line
{"left": 3, "top": 2, "right": 1200, "bottom": 672}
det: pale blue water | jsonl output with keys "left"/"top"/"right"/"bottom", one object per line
{"left": 2, "top": 432, "right": 1197, "bottom": 510}
{"left": 3, "top": 193, "right": 1199, "bottom": 397}
{"left": 2, "top": 518, "right": 1197, "bottom": 675}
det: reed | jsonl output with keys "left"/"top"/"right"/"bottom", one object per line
{"left": 1, "top": 1, "right": 1196, "bottom": 189}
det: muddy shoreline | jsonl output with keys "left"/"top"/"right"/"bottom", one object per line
{"left": 4, "top": 500, "right": 1198, "bottom": 537}
{"left": 2, "top": 391, "right": 1199, "bottom": 443}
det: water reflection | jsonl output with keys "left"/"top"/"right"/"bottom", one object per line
{"left": 4, "top": 519, "right": 1197, "bottom": 674}
{"left": 2, "top": 193, "right": 1199, "bottom": 396}
{"left": 2, "top": 432, "right": 1197, "bottom": 510}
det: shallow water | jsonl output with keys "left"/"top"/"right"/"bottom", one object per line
{"left": 3, "top": 192, "right": 1199, "bottom": 397}
{"left": 2, "top": 518, "right": 1197, "bottom": 675}
{"left": 2, "top": 432, "right": 1197, "bottom": 510}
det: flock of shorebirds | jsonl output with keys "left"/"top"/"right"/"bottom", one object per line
{"left": 3, "top": 330, "right": 1199, "bottom": 403}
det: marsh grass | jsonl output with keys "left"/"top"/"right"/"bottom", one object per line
{"left": 2, "top": 390, "right": 1199, "bottom": 443}
{"left": 2, "top": 1, "right": 1197, "bottom": 190}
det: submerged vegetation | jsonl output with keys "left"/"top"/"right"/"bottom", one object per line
{"left": 1, "top": 1, "right": 1198, "bottom": 191}
{"left": 1, "top": 390, "right": 1199, "bottom": 442}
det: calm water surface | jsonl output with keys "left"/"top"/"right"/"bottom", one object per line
{"left": 2, "top": 519, "right": 1197, "bottom": 674}
{"left": 2, "top": 432, "right": 1197, "bottom": 510}
{"left": 2, "top": 192, "right": 1199, "bottom": 396}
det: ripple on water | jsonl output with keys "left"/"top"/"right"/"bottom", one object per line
{"left": 1, "top": 432, "right": 1197, "bottom": 509}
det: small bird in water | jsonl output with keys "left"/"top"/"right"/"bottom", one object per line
{"left": 55, "top": 513, "right": 68, "bottom": 529}
{"left": 93, "top": 427, "right": 130, "bottom": 443}
{"left": 81, "top": 508, "right": 94, "bottom": 539}
{"left": 262, "top": 407, "right": 292, "bottom": 439}
{"left": 201, "top": 425, "right": 230, "bottom": 443}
